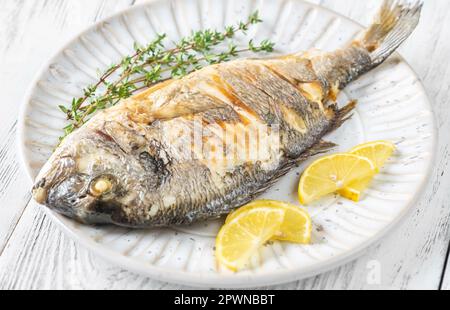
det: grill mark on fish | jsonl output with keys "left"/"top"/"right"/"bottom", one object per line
{"left": 263, "top": 62, "right": 327, "bottom": 112}
{"left": 209, "top": 74, "right": 259, "bottom": 126}
{"left": 94, "top": 129, "right": 114, "bottom": 142}
{"left": 216, "top": 66, "right": 278, "bottom": 125}
{"left": 133, "top": 79, "right": 174, "bottom": 101}
{"left": 266, "top": 57, "right": 319, "bottom": 84}
{"left": 245, "top": 63, "right": 321, "bottom": 119}
{"left": 104, "top": 121, "right": 148, "bottom": 154}
{"left": 151, "top": 91, "right": 225, "bottom": 120}
{"left": 228, "top": 62, "right": 332, "bottom": 156}
{"left": 262, "top": 63, "right": 304, "bottom": 90}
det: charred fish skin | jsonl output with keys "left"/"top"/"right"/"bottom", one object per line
{"left": 32, "top": 0, "right": 422, "bottom": 228}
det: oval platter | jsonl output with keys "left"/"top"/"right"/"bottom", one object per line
{"left": 18, "top": 0, "right": 436, "bottom": 288}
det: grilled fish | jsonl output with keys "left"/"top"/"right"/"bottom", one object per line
{"left": 32, "top": 0, "right": 422, "bottom": 228}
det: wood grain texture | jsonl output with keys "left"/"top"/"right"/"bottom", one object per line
{"left": 0, "top": 0, "right": 449, "bottom": 290}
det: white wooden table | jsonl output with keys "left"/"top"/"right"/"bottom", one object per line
{"left": 0, "top": 0, "right": 449, "bottom": 290}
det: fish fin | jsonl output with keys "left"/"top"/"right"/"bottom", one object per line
{"left": 296, "top": 140, "right": 337, "bottom": 163}
{"left": 232, "top": 140, "right": 336, "bottom": 209}
{"left": 356, "top": 0, "right": 422, "bottom": 67}
{"left": 329, "top": 100, "right": 358, "bottom": 132}
{"left": 249, "top": 140, "right": 335, "bottom": 195}
{"left": 275, "top": 141, "right": 337, "bottom": 180}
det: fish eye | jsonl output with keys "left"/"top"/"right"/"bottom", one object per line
{"left": 89, "top": 174, "right": 116, "bottom": 197}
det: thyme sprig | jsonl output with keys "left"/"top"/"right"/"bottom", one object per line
{"left": 59, "top": 11, "right": 274, "bottom": 140}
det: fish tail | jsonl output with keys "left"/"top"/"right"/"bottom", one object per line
{"left": 356, "top": 0, "right": 423, "bottom": 67}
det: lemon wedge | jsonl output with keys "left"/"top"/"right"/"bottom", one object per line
{"left": 216, "top": 207, "right": 285, "bottom": 271}
{"left": 298, "top": 153, "right": 376, "bottom": 205}
{"left": 226, "top": 200, "right": 312, "bottom": 244}
{"left": 339, "top": 141, "right": 396, "bottom": 202}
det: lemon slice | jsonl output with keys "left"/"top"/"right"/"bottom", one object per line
{"left": 216, "top": 207, "right": 285, "bottom": 271}
{"left": 226, "top": 200, "right": 312, "bottom": 244}
{"left": 339, "top": 141, "right": 396, "bottom": 202}
{"left": 298, "top": 153, "right": 376, "bottom": 205}
{"left": 349, "top": 141, "right": 396, "bottom": 172}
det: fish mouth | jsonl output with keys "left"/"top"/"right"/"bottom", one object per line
{"left": 32, "top": 178, "right": 49, "bottom": 205}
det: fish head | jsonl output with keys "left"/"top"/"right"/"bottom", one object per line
{"left": 32, "top": 128, "right": 134, "bottom": 224}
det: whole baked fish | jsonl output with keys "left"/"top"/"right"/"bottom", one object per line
{"left": 32, "top": 0, "right": 422, "bottom": 228}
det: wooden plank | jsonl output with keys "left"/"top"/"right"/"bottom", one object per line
{"left": 1, "top": 0, "right": 449, "bottom": 290}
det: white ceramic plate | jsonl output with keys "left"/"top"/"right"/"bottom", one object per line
{"left": 18, "top": 0, "right": 436, "bottom": 288}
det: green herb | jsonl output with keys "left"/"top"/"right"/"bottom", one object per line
{"left": 59, "top": 11, "right": 274, "bottom": 141}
